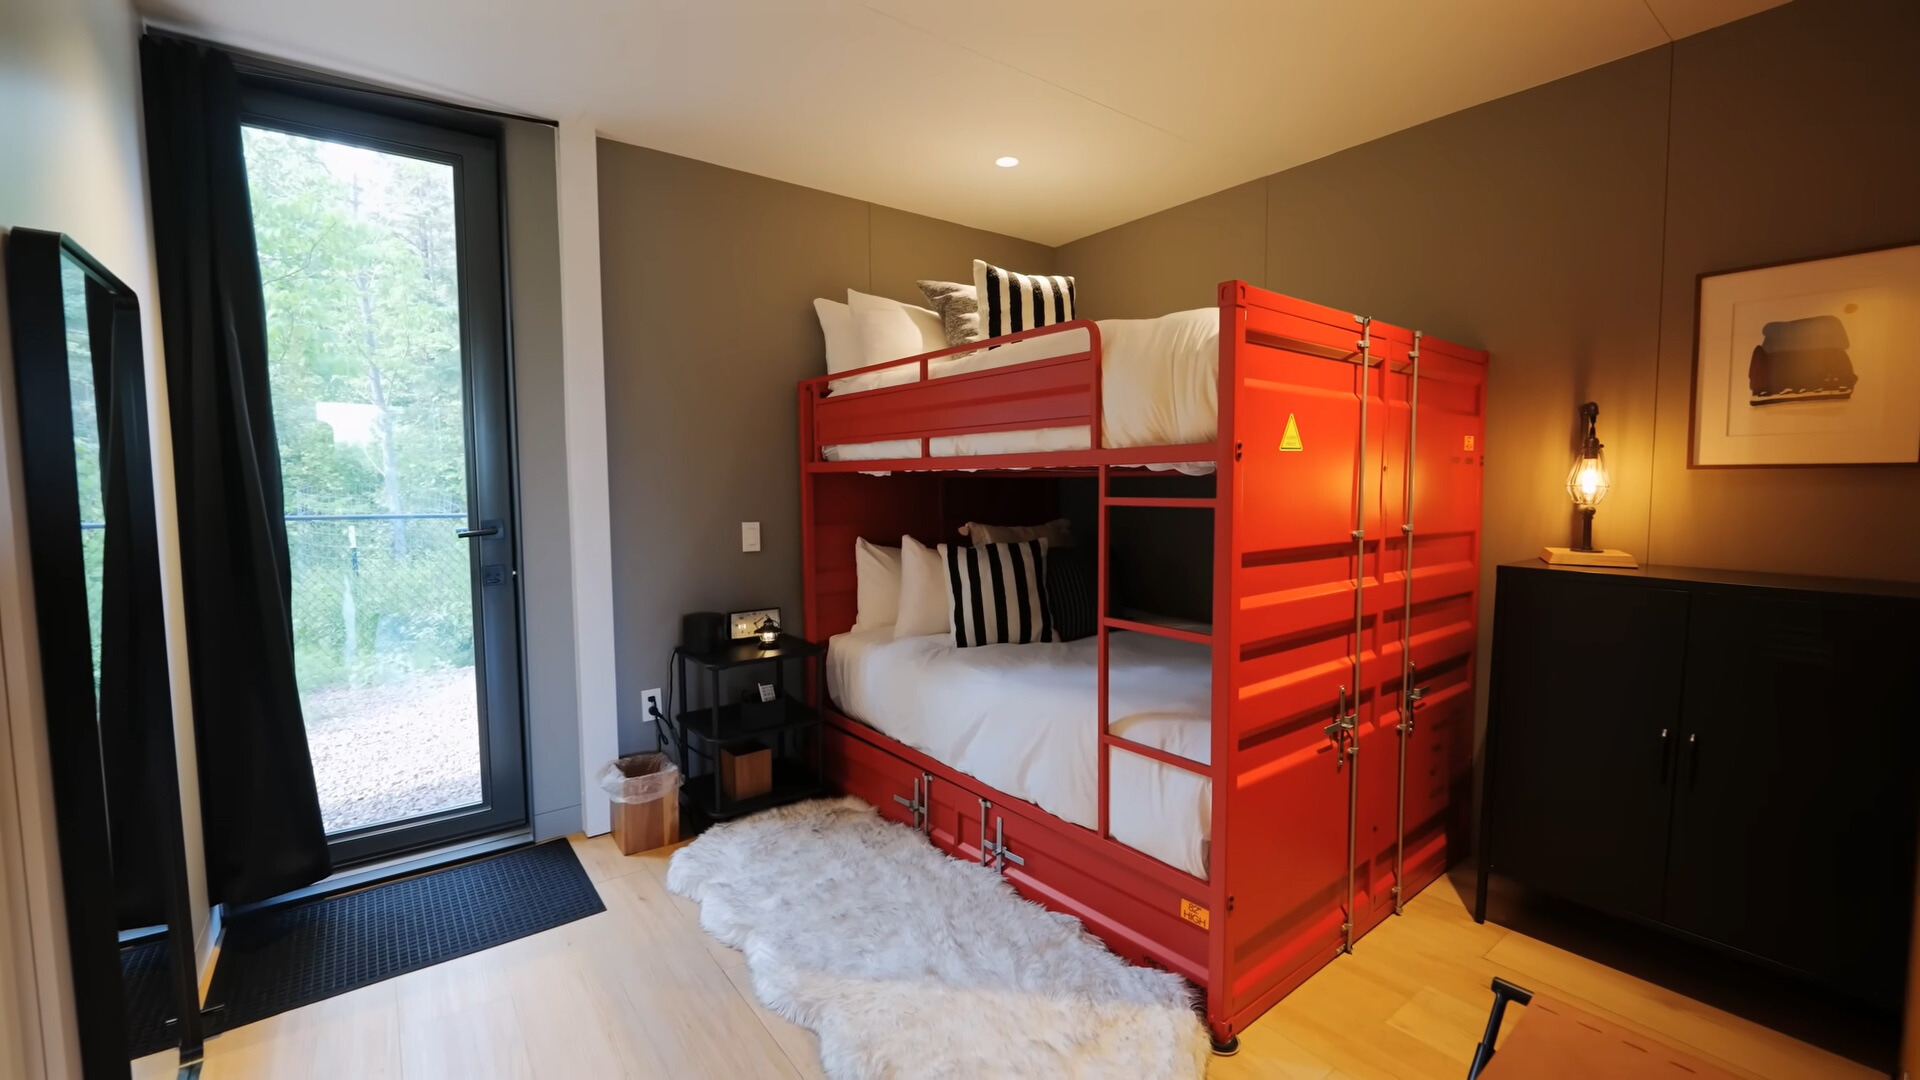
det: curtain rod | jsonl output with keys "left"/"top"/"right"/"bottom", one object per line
{"left": 140, "top": 23, "right": 560, "bottom": 129}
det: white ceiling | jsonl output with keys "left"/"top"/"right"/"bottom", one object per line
{"left": 141, "top": 0, "right": 1786, "bottom": 245}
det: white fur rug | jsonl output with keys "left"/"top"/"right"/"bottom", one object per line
{"left": 666, "top": 797, "right": 1208, "bottom": 1080}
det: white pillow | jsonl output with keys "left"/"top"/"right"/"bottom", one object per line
{"left": 814, "top": 297, "right": 862, "bottom": 375}
{"left": 894, "top": 535, "right": 951, "bottom": 638}
{"left": 843, "top": 289, "right": 945, "bottom": 394}
{"left": 852, "top": 538, "right": 902, "bottom": 632}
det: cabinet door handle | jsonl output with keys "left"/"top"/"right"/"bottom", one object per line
{"left": 1658, "top": 727, "right": 1672, "bottom": 784}
{"left": 1686, "top": 731, "right": 1700, "bottom": 788}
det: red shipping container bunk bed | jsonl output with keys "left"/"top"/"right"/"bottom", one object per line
{"left": 796, "top": 280, "right": 1486, "bottom": 1049}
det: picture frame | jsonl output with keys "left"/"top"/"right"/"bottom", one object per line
{"left": 727, "top": 607, "right": 782, "bottom": 641}
{"left": 1690, "top": 240, "right": 1920, "bottom": 468}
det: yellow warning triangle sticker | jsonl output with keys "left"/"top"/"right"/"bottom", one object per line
{"left": 1279, "top": 413, "right": 1304, "bottom": 452}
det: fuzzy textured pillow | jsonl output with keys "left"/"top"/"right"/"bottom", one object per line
{"left": 959, "top": 518, "right": 1073, "bottom": 549}
{"left": 916, "top": 279, "right": 981, "bottom": 347}
{"left": 972, "top": 259, "right": 1075, "bottom": 339}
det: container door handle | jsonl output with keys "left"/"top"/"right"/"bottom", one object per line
{"left": 1325, "top": 685, "right": 1358, "bottom": 771}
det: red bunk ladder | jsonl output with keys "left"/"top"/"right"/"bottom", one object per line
{"left": 1092, "top": 467, "right": 1218, "bottom": 847}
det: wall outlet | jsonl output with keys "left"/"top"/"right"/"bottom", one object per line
{"left": 741, "top": 521, "right": 761, "bottom": 552}
{"left": 641, "top": 688, "right": 664, "bottom": 724}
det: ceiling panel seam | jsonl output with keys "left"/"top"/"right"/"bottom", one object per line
{"left": 1639, "top": 0, "right": 1675, "bottom": 40}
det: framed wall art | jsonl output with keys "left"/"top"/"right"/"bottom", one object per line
{"left": 1691, "top": 241, "right": 1920, "bottom": 467}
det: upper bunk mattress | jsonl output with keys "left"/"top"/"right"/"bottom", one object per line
{"left": 823, "top": 308, "right": 1218, "bottom": 475}
{"left": 826, "top": 626, "right": 1212, "bottom": 878}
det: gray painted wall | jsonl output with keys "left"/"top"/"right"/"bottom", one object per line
{"left": 1053, "top": 0, "right": 1920, "bottom": 846}
{"left": 503, "top": 121, "right": 583, "bottom": 840}
{"left": 595, "top": 141, "right": 1054, "bottom": 751}
{"left": 1059, "top": 0, "right": 1920, "bottom": 588}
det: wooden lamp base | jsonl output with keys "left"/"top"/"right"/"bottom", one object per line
{"left": 1540, "top": 546, "right": 1639, "bottom": 568}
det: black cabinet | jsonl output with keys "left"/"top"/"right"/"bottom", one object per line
{"left": 1479, "top": 562, "right": 1920, "bottom": 1009}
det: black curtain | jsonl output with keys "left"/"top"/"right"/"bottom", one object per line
{"left": 140, "top": 36, "right": 331, "bottom": 905}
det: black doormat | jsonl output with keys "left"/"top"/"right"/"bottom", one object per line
{"left": 122, "top": 937, "right": 181, "bottom": 1059}
{"left": 201, "top": 840, "right": 603, "bottom": 1037}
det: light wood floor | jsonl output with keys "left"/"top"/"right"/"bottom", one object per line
{"left": 134, "top": 834, "right": 1880, "bottom": 1079}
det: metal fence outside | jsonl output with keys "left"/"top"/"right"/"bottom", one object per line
{"left": 285, "top": 511, "right": 474, "bottom": 692}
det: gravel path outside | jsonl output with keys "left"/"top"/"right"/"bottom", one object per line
{"left": 302, "top": 666, "right": 484, "bottom": 835}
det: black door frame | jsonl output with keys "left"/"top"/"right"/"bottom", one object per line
{"left": 236, "top": 83, "right": 529, "bottom": 867}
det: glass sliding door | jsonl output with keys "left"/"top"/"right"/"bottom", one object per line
{"left": 238, "top": 88, "right": 526, "bottom": 865}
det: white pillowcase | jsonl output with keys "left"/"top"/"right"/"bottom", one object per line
{"left": 843, "top": 289, "right": 945, "bottom": 394}
{"left": 814, "top": 297, "right": 862, "bottom": 373}
{"left": 852, "top": 538, "right": 902, "bottom": 632}
{"left": 894, "top": 535, "right": 951, "bottom": 638}
{"left": 815, "top": 297, "right": 905, "bottom": 396}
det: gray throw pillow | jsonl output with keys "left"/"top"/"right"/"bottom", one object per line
{"left": 916, "top": 279, "right": 981, "bottom": 347}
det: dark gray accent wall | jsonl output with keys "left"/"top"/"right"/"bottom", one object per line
{"left": 1648, "top": 0, "right": 1920, "bottom": 576}
{"left": 503, "top": 120, "right": 582, "bottom": 840}
{"left": 1052, "top": 0, "right": 1920, "bottom": 832}
{"left": 1060, "top": 0, "right": 1920, "bottom": 589}
{"left": 595, "top": 141, "right": 1054, "bottom": 750}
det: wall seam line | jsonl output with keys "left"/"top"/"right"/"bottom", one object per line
{"left": 1263, "top": 178, "right": 1272, "bottom": 288}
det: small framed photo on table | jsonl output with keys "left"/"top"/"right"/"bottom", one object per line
{"left": 1691, "top": 241, "right": 1920, "bottom": 467}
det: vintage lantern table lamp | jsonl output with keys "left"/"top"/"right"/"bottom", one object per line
{"left": 1540, "top": 401, "right": 1638, "bottom": 567}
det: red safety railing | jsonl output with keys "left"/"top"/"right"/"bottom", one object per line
{"left": 799, "top": 319, "right": 1105, "bottom": 462}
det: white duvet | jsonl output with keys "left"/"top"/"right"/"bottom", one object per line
{"left": 827, "top": 627, "right": 1213, "bottom": 879}
{"left": 823, "top": 309, "right": 1219, "bottom": 474}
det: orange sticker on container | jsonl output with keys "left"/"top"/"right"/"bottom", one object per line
{"left": 1179, "top": 899, "right": 1210, "bottom": 929}
{"left": 1279, "top": 414, "right": 1304, "bottom": 452}
{"left": 1463, "top": 434, "right": 1475, "bottom": 451}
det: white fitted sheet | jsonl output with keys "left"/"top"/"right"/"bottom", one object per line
{"left": 827, "top": 626, "right": 1212, "bottom": 878}
{"left": 823, "top": 309, "right": 1219, "bottom": 476}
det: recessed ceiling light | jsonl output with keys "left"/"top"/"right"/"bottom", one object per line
{"left": 995, "top": 156, "right": 1019, "bottom": 168}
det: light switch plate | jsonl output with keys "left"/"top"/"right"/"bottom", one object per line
{"left": 741, "top": 521, "right": 761, "bottom": 552}
{"left": 729, "top": 608, "right": 781, "bottom": 641}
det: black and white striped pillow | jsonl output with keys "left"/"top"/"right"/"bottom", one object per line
{"left": 945, "top": 539, "right": 1055, "bottom": 647}
{"left": 973, "top": 259, "right": 1075, "bottom": 340}
{"left": 1046, "top": 548, "right": 1097, "bottom": 642}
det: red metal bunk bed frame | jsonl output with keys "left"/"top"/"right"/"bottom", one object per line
{"left": 797, "top": 280, "right": 1486, "bottom": 1048}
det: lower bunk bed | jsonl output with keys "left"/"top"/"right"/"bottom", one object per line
{"left": 799, "top": 281, "right": 1486, "bottom": 1047}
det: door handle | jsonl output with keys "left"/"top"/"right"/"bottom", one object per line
{"left": 457, "top": 522, "right": 501, "bottom": 539}
{"left": 1659, "top": 727, "right": 1673, "bottom": 784}
{"left": 1325, "top": 685, "right": 1358, "bottom": 771}
{"left": 1686, "top": 731, "right": 1700, "bottom": 788}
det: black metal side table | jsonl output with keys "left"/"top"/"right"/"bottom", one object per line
{"left": 664, "top": 634, "right": 827, "bottom": 822}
